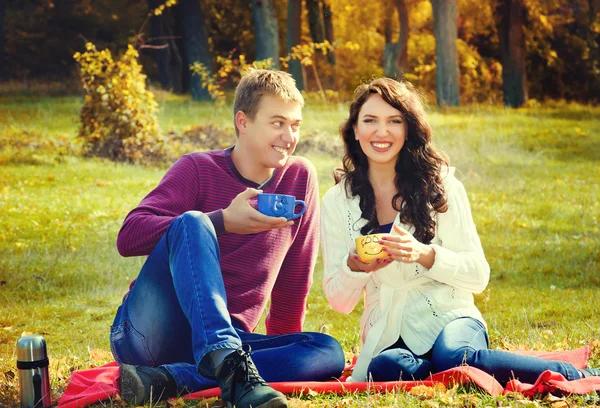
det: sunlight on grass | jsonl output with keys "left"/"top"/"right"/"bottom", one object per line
{"left": 1, "top": 96, "right": 599, "bottom": 407}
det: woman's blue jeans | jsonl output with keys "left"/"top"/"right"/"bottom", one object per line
{"left": 110, "top": 211, "right": 345, "bottom": 394}
{"left": 368, "top": 317, "right": 582, "bottom": 385}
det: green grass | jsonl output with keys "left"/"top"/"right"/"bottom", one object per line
{"left": 1, "top": 94, "right": 600, "bottom": 407}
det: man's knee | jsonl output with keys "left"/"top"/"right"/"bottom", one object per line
{"left": 307, "top": 332, "right": 345, "bottom": 376}
{"left": 171, "top": 211, "right": 217, "bottom": 239}
{"left": 180, "top": 211, "right": 215, "bottom": 231}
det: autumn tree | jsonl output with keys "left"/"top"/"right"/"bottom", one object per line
{"left": 287, "top": 0, "right": 304, "bottom": 89}
{"left": 383, "top": 0, "right": 409, "bottom": 79}
{"left": 0, "top": 0, "right": 4, "bottom": 80}
{"left": 147, "top": 0, "right": 185, "bottom": 93}
{"left": 496, "top": 0, "right": 527, "bottom": 107}
{"left": 322, "top": 0, "right": 336, "bottom": 64}
{"left": 307, "top": 0, "right": 325, "bottom": 43}
{"left": 252, "top": 0, "right": 279, "bottom": 68}
{"left": 306, "top": 0, "right": 336, "bottom": 65}
{"left": 431, "top": 0, "right": 460, "bottom": 106}
{"left": 178, "top": 0, "right": 213, "bottom": 100}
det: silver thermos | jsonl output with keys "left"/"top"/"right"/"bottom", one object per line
{"left": 16, "top": 335, "right": 52, "bottom": 408}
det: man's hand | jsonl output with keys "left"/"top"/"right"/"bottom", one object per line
{"left": 223, "top": 188, "right": 293, "bottom": 234}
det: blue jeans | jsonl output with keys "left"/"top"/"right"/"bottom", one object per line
{"left": 368, "top": 317, "right": 582, "bottom": 385}
{"left": 110, "top": 211, "right": 345, "bottom": 394}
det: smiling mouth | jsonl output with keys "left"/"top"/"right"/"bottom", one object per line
{"left": 371, "top": 142, "right": 392, "bottom": 150}
{"left": 365, "top": 249, "right": 383, "bottom": 255}
{"left": 272, "top": 146, "right": 288, "bottom": 154}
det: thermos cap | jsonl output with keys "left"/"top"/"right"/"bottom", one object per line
{"left": 16, "top": 335, "right": 48, "bottom": 362}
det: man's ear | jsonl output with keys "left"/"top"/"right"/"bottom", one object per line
{"left": 235, "top": 110, "right": 250, "bottom": 135}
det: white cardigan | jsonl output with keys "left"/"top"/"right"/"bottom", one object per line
{"left": 320, "top": 167, "right": 490, "bottom": 381}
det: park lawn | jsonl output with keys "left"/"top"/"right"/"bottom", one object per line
{"left": 0, "top": 96, "right": 599, "bottom": 407}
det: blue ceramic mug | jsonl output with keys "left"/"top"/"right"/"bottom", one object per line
{"left": 257, "top": 193, "right": 306, "bottom": 220}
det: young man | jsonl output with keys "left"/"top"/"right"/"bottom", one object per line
{"left": 111, "top": 69, "right": 345, "bottom": 408}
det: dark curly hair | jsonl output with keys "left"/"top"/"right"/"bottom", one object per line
{"left": 335, "top": 78, "right": 448, "bottom": 244}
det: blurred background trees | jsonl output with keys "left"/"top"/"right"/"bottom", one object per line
{"left": 1, "top": 0, "right": 599, "bottom": 106}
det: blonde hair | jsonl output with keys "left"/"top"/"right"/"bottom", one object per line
{"left": 233, "top": 69, "right": 304, "bottom": 135}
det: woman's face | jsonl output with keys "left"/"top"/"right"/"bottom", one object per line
{"left": 353, "top": 94, "right": 407, "bottom": 167}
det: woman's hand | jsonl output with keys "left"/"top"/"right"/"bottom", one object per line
{"left": 380, "top": 224, "right": 436, "bottom": 269}
{"left": 347, "top": 247, "right": 392, "bottom": 273}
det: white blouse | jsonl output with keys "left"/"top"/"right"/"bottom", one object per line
{"left": 320, "top": 167, "right": 490, "bottom": 381}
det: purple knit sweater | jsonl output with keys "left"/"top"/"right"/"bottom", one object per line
{"left": 116, "top": 147, "right": 320, "bottom": 335}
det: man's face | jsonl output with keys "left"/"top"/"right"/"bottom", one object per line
{"left": 239, "top": 95, "right": 303, "bottom": 170}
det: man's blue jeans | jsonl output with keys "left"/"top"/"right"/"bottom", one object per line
{"left": 368, "top": 317, "right": 582, "bottom": 385}
{"left": 110, "top": 211, "right": 345, "bottom": 394}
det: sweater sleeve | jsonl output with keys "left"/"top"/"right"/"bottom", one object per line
{"left": 116, "top": 155, "right": 202, "bottom": 257}
{"left": 424, "top": 176, "right": 490, "bottom": 294}
{"left": 321, "top": 186, "right": 371, "bottom": 314}
{"left": 265, "top": 161, "right": 319, "bottom": 334}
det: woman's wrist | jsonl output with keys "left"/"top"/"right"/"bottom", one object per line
{"left": 417, "top": 244, "right": 435, "bottom": 269}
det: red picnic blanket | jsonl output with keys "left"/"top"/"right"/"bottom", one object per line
{"left": 57, "top": 347, "right": 600, "bottom": 408}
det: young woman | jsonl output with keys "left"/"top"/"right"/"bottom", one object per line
{"left": 320, "top": 77, "right": 598, "bottom": 384}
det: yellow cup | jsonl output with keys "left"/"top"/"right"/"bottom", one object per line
{"left": 355, "top": 233, "right": 387, "bottom": 263}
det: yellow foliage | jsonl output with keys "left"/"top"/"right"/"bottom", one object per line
{"left": 74, "top": 43, "right": 163, "bottom": 163}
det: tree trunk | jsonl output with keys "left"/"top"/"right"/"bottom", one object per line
{"left": 252, "top": 0, "right": 280, "bottom": 68}
{"left": 383, "top": 4, "right": 397, "bottom": 78}
{"left": 286, "top": 0, "right": 304, "bottom": 90}
{"left": 587, "top": 0, "right": 597, "bottom": 24}
{"left": 148, "top": 0, "right": 184, "bottom": 93}
{"left": 0, "top": 0, "right": 5, "bottom": 80}
{"left": 496, "top": 0, "right": 527, "bottom": 107}
{"left": 395, "top": 0, "right": 408, "bottom": 73}
{"left": 431, "top": 0, "right": 460, "bottom": 107}
{"left": 322, "top": 0, "right": 336, "bottom": 65}
{"left": 306, "top": 0, "right": 325, "bottom": 43}
{"left": 383, "top": 0, "right": 409, "bottom": 78}
{"left": 178, "top": 0, "right": 213, "bottom": 101}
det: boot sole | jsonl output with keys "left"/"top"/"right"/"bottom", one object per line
{"left": 225, "top": 395, "right": 288, "bottom": 408}
{"left": 119, "top": 364, "right": 145, "bottom": 405}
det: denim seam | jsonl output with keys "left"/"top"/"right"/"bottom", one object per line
{"left": 557, "top": 361, "right": 579, "bottom": 380}
{"left": 181, "top": 218, "right": 209, "bottom": 350}
{"left": 201, "top": 342, "right": 242, "bottom": 360}
{"left": 163, "top": 365, "right": 184, "bottom": 392}
{"left": 246, "top": 334, "right": 312, "bottom": 355}
{"left": 466, "top": 323, "right": 487, "bottom": 349}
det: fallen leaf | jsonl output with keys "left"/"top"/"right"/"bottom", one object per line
{"left": 4, "top": 371, "right": 15, "bottom": 381}
{"left": 543, "top": 393, "right": 569, "bottom": 408}
{"left": 88, "top": 348, "right": 113, "bottom": 366}
{"left": 409, "top": 385, "right": 435, "bottom": 399}
{"left": 166, "top": 397, "right": 186, "bottom": 407}
{"left": 334, "top": 397, "right": 354, "bottom": 407}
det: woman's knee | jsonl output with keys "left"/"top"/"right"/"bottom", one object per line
{"left": 368, "top": 349, "right": 433, "bottom": 381}
{"left": 432, "top": 317, "right": 488, "bottom": 372}
{"left": 432, "top": 345, "right": 476, "bottom": 372}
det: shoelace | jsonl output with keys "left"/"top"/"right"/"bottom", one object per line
{"left": 229, "top": 347, "right": 267, "bottom": 402}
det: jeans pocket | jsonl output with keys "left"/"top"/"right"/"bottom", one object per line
{"left": 109, "top": 320, "right": 155, "bottom": 366}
